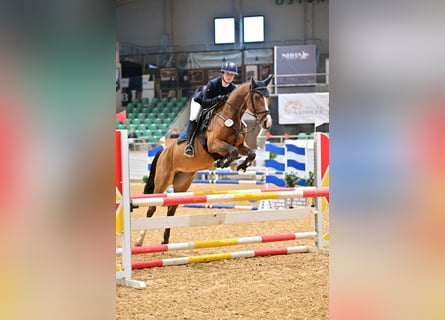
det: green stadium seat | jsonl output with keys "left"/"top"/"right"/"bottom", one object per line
{"left": 145, "top": 113, "right": 156, "bottom": 120}
{"left": 148, "top": 124, "right": 158, "bottom": 131}
{"left": 126, "top": 103, "right": 135, "bottom": 112}
{"left": 142, "top": 130, "right": 152, "bottom": 137}
{"left": 298, "top": 133, "right": 307, "bottom": 140}
{"left": 137, "top": 124, "right": 147, "bottom": 131}
{"left": 126, "top": 112, "right": 136, "bottom": 120}
{"left": 135, "top": 103, "right": 143, "bottom": 113}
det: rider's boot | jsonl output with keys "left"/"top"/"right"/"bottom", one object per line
{"left": 184, "top": 120, "right": 198, "bottom": 158}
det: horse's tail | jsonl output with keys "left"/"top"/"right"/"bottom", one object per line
{"left": 144, "top": 149, "right": 163, "bottom": 194}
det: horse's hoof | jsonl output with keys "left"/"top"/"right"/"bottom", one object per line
{"left": 216, "top": 160, "right": 225, "bottom": 168}
{"left": 134, "top": 239, "right": 142, "bottom": 247}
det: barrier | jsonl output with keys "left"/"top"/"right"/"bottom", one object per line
{"left": 191, "top": 179, "right": 265, "bottom": 185}
{"left": 196, "top": 170, "right": 269, "bottom": 176}
{"left": 116, "top": 231, "right": 316, "bottom": 255}
{"left": 115, "top": 131, "right": 146, "bottom": 289}
{"left": 132, "top": 246, "right": 310, "bottom": 269}
{"left": 131, "top": 188, "right": 328, "bottom": 207}
{"left": 131, "top": 208, "right": 311, "bottom": 231}
{"left": 117, "top": 131, "right": 329, "bottom": 279}
{"left": 130, "top": 186, "right": 314, "bottom": 200}
{"left": 181, "top": 204, "right": 259, "bottom": 210}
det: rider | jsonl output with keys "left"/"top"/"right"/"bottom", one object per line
{"left": 183, "top": 61, "right": 239, "bottom": 158}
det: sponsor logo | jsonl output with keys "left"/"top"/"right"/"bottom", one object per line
{"left": 281, "top": 51, "right": 310, "bottom": 60}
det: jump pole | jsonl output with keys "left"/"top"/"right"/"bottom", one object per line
{"left": 131, "top": 208, "right": 312, "bottom": 231}
{"left": 191, "top": 179, "right": 265, "bottom": 185}
{"left": 131, "top": 188, "right": 329, "bottom": 207}
{"left": 180, "top": 203, "right": 259, "bottom": 210}
{"left": 115, "top": 130, "right": 145, "bottom": 289}
{"left": 130, "top": 186, "right": 316, "bottom": 200}
{"left": 116, "top": 231, "right": 316, "bottom": 255}
{"left": 132, "top": 245, "right": 310, "bottom": 269}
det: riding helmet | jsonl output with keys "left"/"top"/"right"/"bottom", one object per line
{"left": 221, "top": 61, "right": 238, "bottom": 75}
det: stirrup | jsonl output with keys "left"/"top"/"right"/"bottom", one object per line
{"left": 184, "top": 144, "right": 194, "bottom": 158}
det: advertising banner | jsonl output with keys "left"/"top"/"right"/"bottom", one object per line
{"left": 274, "top": 45, "right": 316, "bottom": 93}
{"left": 278, "top": 93, "right": 329, "bottom": 126}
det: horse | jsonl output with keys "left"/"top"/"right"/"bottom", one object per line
{"left": 134, "top": 75, "right": 273, "bottom": 246}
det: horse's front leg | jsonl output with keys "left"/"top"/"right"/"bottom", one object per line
{"left": 215, "top": 145, "right": 239, "bottom": 168}
{"left": 236, "top": 145, "right": 256, "bottom": 172}
{"left": 208, "top": 139, "right": 239, "bottom": 168}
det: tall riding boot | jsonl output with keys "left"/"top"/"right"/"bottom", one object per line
{"left": 184, "top": 120, "right": 198, "bottom": 158}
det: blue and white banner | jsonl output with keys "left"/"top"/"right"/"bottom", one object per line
{"left": 264, "top": 140, "right": 313, "bottom": 187}
{"left": 147, "top": 145, "right": 164, "bottom": 170}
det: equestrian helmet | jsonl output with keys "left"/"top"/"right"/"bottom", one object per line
{"left": 221, "top": 61, "right": 238, "bottom": 75}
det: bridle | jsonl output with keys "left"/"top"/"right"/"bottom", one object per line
{"left": 247, "top": 83, "right": 271, "bottom": 125}
{"left": 214, "top": 82, "right": 271, "bottom": 144}
{"left": 222, "top": 83, "right": 270, "bottom": 125}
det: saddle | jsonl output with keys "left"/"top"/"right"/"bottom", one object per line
{"left": 175, "top": 100, "right": 223, "bottom": 159}
{"left": 196, "top": 101, "right": 226, "bottom": 160}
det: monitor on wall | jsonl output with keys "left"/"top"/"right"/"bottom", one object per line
{"left": 214, "top": 17, "right": 235, "bottom": 44}
{"left": 243, "top": 15, "right": 264, "bottom": 43}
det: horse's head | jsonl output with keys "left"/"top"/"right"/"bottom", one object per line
{"left": 248, "top": 75, "right": 273, "bottom": 129}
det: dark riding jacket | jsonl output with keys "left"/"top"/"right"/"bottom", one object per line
{"left": 193, "top": 77, "right": 237, "bottom": 108}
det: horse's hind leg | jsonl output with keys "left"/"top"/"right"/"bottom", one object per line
{"left": 161, "top": 171, "right": 196, "bottom": 244}
{"left": 134, "top": 205, "right": 156, "bottom": 246}
{"left": 162, "top": 204, "right": 178, "bottom": 244}
{"left": 135, "top": 159, "right": 175, "bottom": 246}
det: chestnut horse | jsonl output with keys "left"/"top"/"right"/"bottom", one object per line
{"left": 135, "top": 75, "right": 273, "bottom": 246}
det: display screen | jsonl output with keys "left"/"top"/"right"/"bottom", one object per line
{"left": 214, "top": 17, "right": 235, "bottom": 44}
{"left": 243, "top": 16, "right": 264, "bottom": 43}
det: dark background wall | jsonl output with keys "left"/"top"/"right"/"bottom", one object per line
{"left": 116, "top": 0, "right": 329, "bottom": 55}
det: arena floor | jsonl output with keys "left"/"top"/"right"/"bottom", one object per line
{"left": 116, "top": 182, "right": 329, "bottom": 319}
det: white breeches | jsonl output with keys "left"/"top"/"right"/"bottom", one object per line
{"left": 189, "top": 99, "right": 202, "bottom": 121}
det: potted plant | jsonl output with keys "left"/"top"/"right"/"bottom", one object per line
{"left": 284, "top": 172, "right": 301, "bottom": 208}
{"left": 305, "top": 171, "right": 315, "bottom": 207}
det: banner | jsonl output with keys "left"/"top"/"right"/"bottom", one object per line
{"left": 278, "top": 93, "right": 329, "bottom": 126}
{"left": 274, "top": 45, "right": 316, "bottom": 93}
